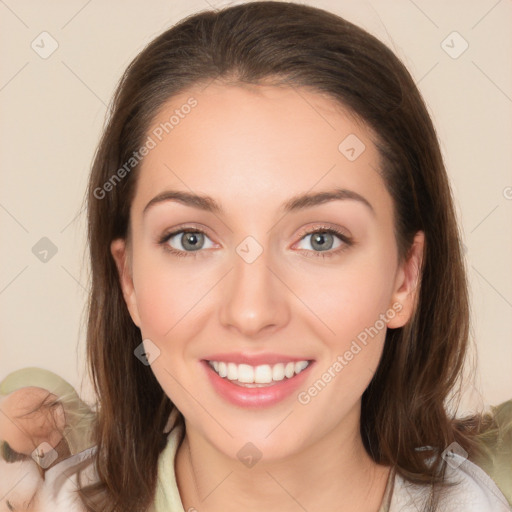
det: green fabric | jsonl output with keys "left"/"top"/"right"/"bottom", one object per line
{"left": 469, "top": 399, "right": 512, "bottom": 506}
{"left": 150, "top": 415, "right": 185, "bottom": 512}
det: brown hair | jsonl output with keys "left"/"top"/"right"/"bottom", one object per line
{"left": 80, "top": 2, "right": 482, "bottom": 510}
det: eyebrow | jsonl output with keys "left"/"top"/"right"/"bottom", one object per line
{"left": 1, "top": 441, "right": 28, "bottom": 463}
{"left": 142, "top": 187, "right": 375, "bottom": 217}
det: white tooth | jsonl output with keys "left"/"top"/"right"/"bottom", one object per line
{"left": 215, "top": 360, "right": 308, "bottom": 383}
{"left": 238, "top": 364, "right": 255, "bottom": 383}
{"left": 218, "top": 361, "right": 227, "bottom": 378}
{"left": 295, "top": 361, "right": 309, "bottom": 374}
{"left": 254, "top": 365, "right": 272, "bottom": 384}
{"left": 227, "top": 362, "right": 238, "bottom": 380}
{"left": 272, "top": 363, "right": 285, "bottom": 381}
{"left": 284, "top": 362, "right": 295, "bottom": 379}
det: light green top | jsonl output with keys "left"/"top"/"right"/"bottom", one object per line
{"left": 148, "top": 405, "right": 512, "bottom": 511}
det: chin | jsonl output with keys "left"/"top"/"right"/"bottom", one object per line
{"left": 211, "top": 419, "right": 314, "bottom": 465}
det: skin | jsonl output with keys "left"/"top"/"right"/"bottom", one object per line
{"left": 111, "top": 83, "right": 424, "bottom": 512}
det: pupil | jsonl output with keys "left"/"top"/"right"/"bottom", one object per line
{"left": 184, "top": 232, "right": 201, "bottom": 250}
{"left": 313, "top": 232, "right": 332, "bottom": 251}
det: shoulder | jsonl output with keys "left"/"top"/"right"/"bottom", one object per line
{"left": 389, "top": 455, "right": 511, "bottom": 511}
{"left": 440, "top": 453, "right": 511, "bottom": 510}
{"left": 469, "top": 399, "right": 512, "bottom": 506}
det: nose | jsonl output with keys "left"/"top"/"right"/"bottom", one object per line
{"left": 218, "top": 239, "right": 291, "bottom": 338}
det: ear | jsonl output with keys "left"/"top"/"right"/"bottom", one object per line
{"left": 386, "top": 231, "right": 425, "bottom": 329}
{"left": 110, "top": 238, "right": 141, "bottom": 327}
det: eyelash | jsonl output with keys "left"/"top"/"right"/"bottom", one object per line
{"left": 157, "top": 225, "right": 353, "bottom": 259}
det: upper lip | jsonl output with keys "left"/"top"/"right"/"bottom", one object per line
{"left": 203, "top": 352, "right": 313, "bottom": 366}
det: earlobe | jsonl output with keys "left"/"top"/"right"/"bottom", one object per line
{"left": 386, "top": 231, "right": 425, "bottom": 329}
{"left": 110, "top": 238, "right": 141, "bottom": 327}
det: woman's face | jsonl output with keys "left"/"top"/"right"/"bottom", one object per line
{"left": 112, "top": 83, "right": 423, "bottom": 462}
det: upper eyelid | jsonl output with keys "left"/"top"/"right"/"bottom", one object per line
{"left": 295, "top": 224, "right": 351, "bottom": 238}
{"left": 159, "top": 223, "right": 216, "bottom": 244}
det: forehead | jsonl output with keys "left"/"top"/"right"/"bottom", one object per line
{"left": 132, "top": 83, "right": 388, "bottom": 218}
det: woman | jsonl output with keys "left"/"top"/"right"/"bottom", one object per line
{"left": 76, "top": 2, "right": 510, "bottom": 511}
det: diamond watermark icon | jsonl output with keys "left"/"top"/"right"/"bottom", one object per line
{"left": 134, "top": 339, "right": 161, "bottom": 366}
{"left": 32, "top": 237, "right": 58, "bottom": 263}
{"left": 31, "top": 31, "right": 59, "bottom": 59}
{"left": 441, "top": 441, "right": 468, "bottom": 469}
{"left": 236, "top": 236, "right": 263, "bottom": 264}
{"left": 31, "top": 442, "right": 58, "bottom": 469}
{"left": 338, "top": 134, "right": 366, "bottom": 161}
{"left": 237, "top": 442, "right": 262, "bottom": 468}
{"left": 441, "top": 31, "right": 468, "bottom": 59}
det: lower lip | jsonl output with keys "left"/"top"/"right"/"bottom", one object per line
{"left": 202, "top": 361, "right": 314, "bottom": 408}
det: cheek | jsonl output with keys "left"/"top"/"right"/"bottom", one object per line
{"left": 296, "top": 274, "right": 393, "bottom": 418}
{"left": 132, "top": 250, "right": 201, "bottom": 338}
{"left": 299, "top": 249, "right": 397, "bottom": 346}
{"left": 295, "top": 247, "right": 397, "bottom": 399}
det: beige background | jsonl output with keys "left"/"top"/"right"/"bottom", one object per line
{"left": 1, "top": 0, "right": 511, "bottom": 413}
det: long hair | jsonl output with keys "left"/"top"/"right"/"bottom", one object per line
{"left": 79, "top": 2, "right": 481, "bottom": 510}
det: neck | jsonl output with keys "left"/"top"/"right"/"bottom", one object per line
{"left": 175, "top": 404, "right": 391, "bottom": 512}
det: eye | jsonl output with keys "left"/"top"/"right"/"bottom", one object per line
{"left": 158, "top": 227, "right": 216, "bottom": 257}
{"left": 157, "top": 225, "right": 353, "bottom": 259}
{"left": 294, "top": 226, "right": 353, "bottom": 258}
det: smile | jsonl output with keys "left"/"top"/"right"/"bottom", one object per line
{"left": 208, "top": 360, "right": 310, "bottom": 387}
{"left": 202, "top": 356, "right": 314, "bottom": 407}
